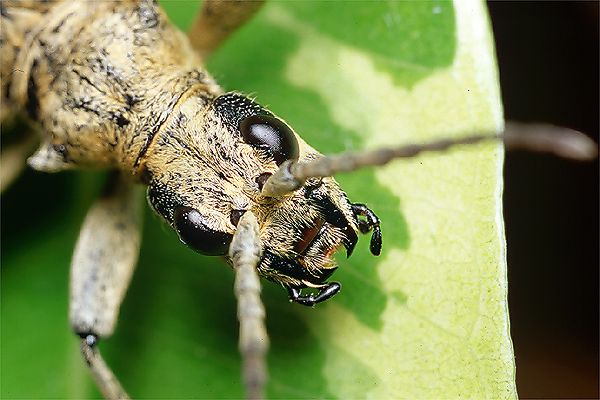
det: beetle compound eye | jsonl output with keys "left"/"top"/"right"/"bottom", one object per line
{"left": 173, "top": 206, "right": 233, "bottom": 256}
{"left": 240, "top": 115, "right": 299, "bottom": 165}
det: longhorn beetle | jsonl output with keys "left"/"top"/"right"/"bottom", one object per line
{"left": 1, "top": 1, "right": 597, "bottom": 399}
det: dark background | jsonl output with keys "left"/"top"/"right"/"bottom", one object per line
{"left": 488, "top": 2, "right": 599, "bottom": 398}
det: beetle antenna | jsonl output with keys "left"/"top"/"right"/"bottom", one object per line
{"left": 229, "top": 211, "right": 269, "bottom": 400}
{"left": 261, "top": 122, "right": 598, "bottom": 197}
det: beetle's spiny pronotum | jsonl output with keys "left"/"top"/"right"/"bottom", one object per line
{"left": 1, "top": 1, "right": 596, "bottom": 399}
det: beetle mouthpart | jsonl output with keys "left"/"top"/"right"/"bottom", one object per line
{"left": 262, "top": 251, "right": 337, "bottom": 286}
{"left": 351, "top": 203, "right": 382, "bottom": 256}
{"left": 369, "top": 226, "right": 382, "bottom": 256}
{"left": 293, "top": 217, "right": 355, "bottom": 260}
{"left": 293, "top": 217, "right": 326, "bottom": 255}
{"left": 313, "top": 195, "right": 358, "bottom": 258}
{"left": 342, "top": 224, "right": 358, "bottom": 258}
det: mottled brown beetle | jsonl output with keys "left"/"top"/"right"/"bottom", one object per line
{"left": 1, "top": 1, "right": 596, "bottom": 399}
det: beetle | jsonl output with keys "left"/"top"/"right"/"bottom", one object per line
{"left": 1, "top": 1, "right": 596, "bottom": 399}
{"left": 1, "top": 1, "right": 382, "bottom": 398}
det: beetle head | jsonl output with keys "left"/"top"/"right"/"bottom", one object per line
{"left": 143, "top": 92, "right": 370, "bottom": 293}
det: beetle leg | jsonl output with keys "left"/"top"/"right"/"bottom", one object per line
{"left": 351, "top": 203, "right": 382, "bottom": 256}
{"left": 229, "top": 211, "right": 268, "bottom": 400}
{"left": 70, "top": 172, "right": 143, "bottom": 400}
{"left": 80, "top": 335, "right": 129, "bottom": 400}
{"left": 287, "top": 282, "right": 341, "bottom": 306}
{"left": 188, "top": 0, "right": 265, "bottom": 58}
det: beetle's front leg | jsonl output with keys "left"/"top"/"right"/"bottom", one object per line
{"left": 188, "top": 0, "right": 265, "bottom": 58}
{"left": 70, "top": 173, "right": 143, "bottom": 400}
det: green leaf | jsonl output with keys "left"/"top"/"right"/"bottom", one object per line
{"left": 1, "top": 1, "right": 516, "bottom": 399}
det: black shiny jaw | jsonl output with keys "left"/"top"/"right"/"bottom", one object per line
{"left": 351, "top": 203, "right": 382, "bottom": 256}
{"left": 287, "top": 282, "right": 341, "bottom": 306}
{"left": 305, "top": 184, "right": 358, "bottom": 258}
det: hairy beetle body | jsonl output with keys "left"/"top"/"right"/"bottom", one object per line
{"left": 2, "top": 0, "right": 217, "bottom": 172}
{"left": 1, "top": 0, "right": 379, "bottom": 303}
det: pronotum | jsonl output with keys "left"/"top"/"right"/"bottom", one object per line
{"left": 1, "top": 1, "right": 596, "bottom": 399}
